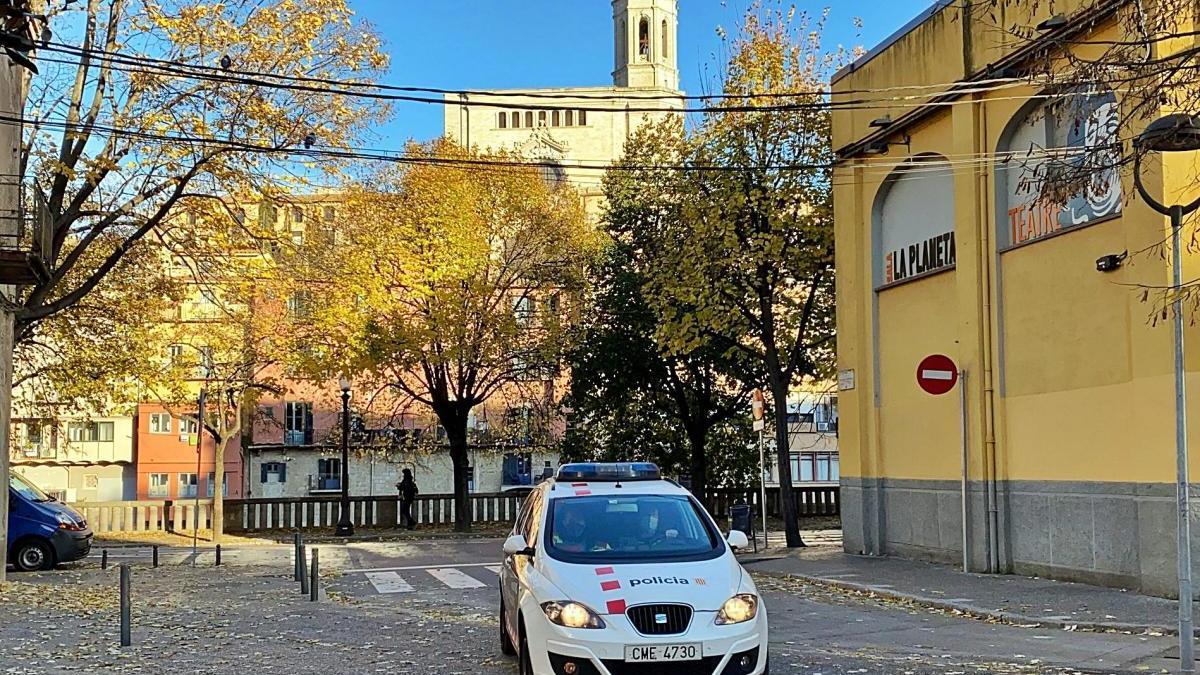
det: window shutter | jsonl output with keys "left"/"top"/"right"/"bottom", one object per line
{"left": 280, "top": 464, "right": 287, "bottom": 483}
{"left": 304, "top": 404, "right": 314, "bottom": 445}
{"left": 260, "top": 464, "right": 268, "bottom": 483}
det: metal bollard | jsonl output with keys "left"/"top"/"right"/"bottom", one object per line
{"left": 152, "top": 545, "right": 159, "bottom": 568}
{"left": 309, "top": 548, "right": 319, "bottom": 602}
{"left": 299, "top": 544, "right": 309, "bottom": 596}
{"left": 215, "top": 544, "right": 221, "bottom": 567}
{"left": 101, "top": 549, "right": 108, "bottom": 570}
{"left": 293, "top": 532, "right": 302, "bottom": 582}
{"left": 119, "top": 564, "right": 132, "bottom": 647}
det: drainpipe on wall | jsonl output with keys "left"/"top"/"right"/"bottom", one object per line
{"left": 975, "top": 94, "right": 1002, "bottom": 573}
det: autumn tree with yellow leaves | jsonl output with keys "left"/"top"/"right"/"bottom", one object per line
{"left": 291, "top": 140, "right": 596, "bottom": 531}
{"left": 605, "top": 5, "right": 841, "bottom": 547}
{"left": 13, "top": 0, "right": 388, "bottom": 397}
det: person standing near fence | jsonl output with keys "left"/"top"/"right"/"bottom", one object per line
{"left": 396, "top": 469, "right": 418, "bottom": 530}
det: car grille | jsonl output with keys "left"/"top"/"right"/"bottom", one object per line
{"left": 625, "top": 603, "right": 693, "bottom": 635}
{"left": 601, "top": 656, "right": 722, "bottom": 675}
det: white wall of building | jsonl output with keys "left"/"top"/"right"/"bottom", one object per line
{"left": 245, "top": 447, "right": 562, "bottom": 499}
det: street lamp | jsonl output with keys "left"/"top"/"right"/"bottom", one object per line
{"left": 1133, "top": 113, "right": 1200, "bottom": 674}
{"left": 334, "top": 377, "right": 354, "bottom": 537}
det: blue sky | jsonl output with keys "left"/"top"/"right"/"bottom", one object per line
{"left": 349, "top": 0, "right": 932, "bottom": 144}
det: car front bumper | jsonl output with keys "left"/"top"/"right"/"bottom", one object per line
{"left": 50, "top": 528, "right": 93, "bottom": 563}
{"left": 531, "top": 610, "right": 768, "bottom": 675}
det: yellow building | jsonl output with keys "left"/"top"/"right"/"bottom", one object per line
{"left": 834, "top": 1, "right": 1200, "bottom": 595}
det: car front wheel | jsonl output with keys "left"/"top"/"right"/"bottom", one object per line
{"left": 518, "top": 619, "right": 533, "bottom": 675}
{"left": 500, "top": 593, "right": 516, "bottom": 656}
{"left": 13, "top": 539, "right": 53, "bottom": 572}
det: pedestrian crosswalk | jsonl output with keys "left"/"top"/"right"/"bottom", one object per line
{"left": 362, "top": 564, "right": 499, "bottom": 594}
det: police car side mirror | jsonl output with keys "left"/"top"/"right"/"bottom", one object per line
{"left": 726, "top": 530, "right": 750, "bottom": 551}
{"left": 503, "top": 534, "right": 535, "bottom": 557}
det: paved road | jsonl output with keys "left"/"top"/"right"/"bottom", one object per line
{"left": 305, "top": 538, "right": 1179, "bottom": 673}
{"left": 17, "top": 537, "right": 1190, "bottom": 673}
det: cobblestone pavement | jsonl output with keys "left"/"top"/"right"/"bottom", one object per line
{"left": 0, "top": 538, "right": 1184, "bottom": 674}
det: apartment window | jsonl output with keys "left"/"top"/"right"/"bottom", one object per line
{"left": 498, "top": 112, "right": 507, "bottom": 129}
{"left": 68, "top": 421, "right": 114, "bottom": 443}
{"left": 259, "top": 203, "right": 278, "bottom": 228}
{"left": 323, "top": 205, "right": 335, "bottom": 222}
{"left": 197, "top": 345, "right": 215, "bottom": 378}
{"left": 792, "top": 452, "right": 839, "bottom": 483}
{"left": 179, "top": 473, "right": 198, "bottom": 498}
{"left": 261, "top": 462, "right": 287, "bottom": 484}
{"left": 149, "top": 473, "right": 170, "bottom": 498}
{"left": 206, "top": 472, "right": 228, "bottom": 497}
{"left": 513, "top": 295, "right": 534, "bottom": 326}
{"left": 316, "top": 457, "right": 341, "bottom": 490}
{"left": 234, "top": 207, "right": 247, "bottom": 225}
{"left": 150, "top": 413, "right": 172, "bottom": 434}
{"left": 291, "top": 206, "right": 304, "bottom": 225}
{"left": 287, "top": 291, "right": 312, "bottom": 319}
{"left": 180, "top": 417, "right": 199, "bottom": 435}
{"left": 284, "top": 401, "right": 314, "bottom": 446}
{"left": 291, "top": 229, "right": 304, "bottom": 246}
{"left": 525, "top": 111, "right": 534, "bottom": 128}
{"left": 168, "top": 344, "right": 185, "bottom": 365}
{"left": 565, "top": 110, "right": 574, "bottom": 126}
{"left": 552, "top": 110, "right": 560, "bottom": 127}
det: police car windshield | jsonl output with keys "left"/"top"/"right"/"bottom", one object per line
{"left": 545, "top": 494, "right": 721, "bottom": 564}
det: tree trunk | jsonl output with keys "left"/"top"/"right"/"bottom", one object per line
{"left": 213, "top": 436, "right": 226, "bottom": 544}
{"left": 767, "top": 371, "right": 805, "bottom": 548}
{"left": 436, "top": 402, "right": 473, "bottom": 532}
{"left": 686, "top": 422, "right": 709, "bottom": 507}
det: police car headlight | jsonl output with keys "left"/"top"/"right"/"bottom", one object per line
{"left": 541, "top": 601, "right": 606, "bottom": 629}
{"left": 716, "top": 594, "right": 758, "bottom": 625}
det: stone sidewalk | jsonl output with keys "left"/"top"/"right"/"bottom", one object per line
{"left": 743, "top": 546, "right": 1196, "bottom": 635}
{"left": 0, "top": 556, "right": 506, "bottom": 674}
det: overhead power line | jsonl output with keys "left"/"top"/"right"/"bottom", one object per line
{"left": 40, "top": 39, "right": 1035, "bottom": 103}
{"left": 33, "top": 41, "right": 1061, "bottom": 117}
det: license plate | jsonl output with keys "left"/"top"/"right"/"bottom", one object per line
{"left": 624, "top": 644, "right": 701, "bottom": 662}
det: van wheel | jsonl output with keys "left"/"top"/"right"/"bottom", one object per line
{"left": 518, "top": 619, "right": 533, "bottom": 675}
{"left": 14, "top": 539, "right": 53, "bottom": 572}
{"left": 499, "top": 594, "right": 516, "bottom": 656}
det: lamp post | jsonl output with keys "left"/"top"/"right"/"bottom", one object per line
{"left": 334, "top": 378, "right": 354, "bottom": 537}
{"left": 1133, "top": 113, "right": 1200, "bottom": 674}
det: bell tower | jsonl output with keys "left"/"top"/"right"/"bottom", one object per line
{"left": 612, "top": 0, "right": 679, "bottom": 91}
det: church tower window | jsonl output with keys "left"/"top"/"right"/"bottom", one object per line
{"left": 639, "top": 18, "right": 650, "bottom": 60}
{"left": 662, "top": 20, "right": 669, "bottom": 60}
{"left": 498, "top": 112, "right": 507, "bottom": 129}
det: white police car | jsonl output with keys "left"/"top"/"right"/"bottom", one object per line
{"left": 499, "top": 462, "right": 768, "bottom": 675}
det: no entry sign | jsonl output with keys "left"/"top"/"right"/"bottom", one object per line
{"left": 917, "top": 354, "right": 959, "bottom": 395}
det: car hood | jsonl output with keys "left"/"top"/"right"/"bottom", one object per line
{"left": 39, "top": 498, "right": 85, "bottom": 524}
{"left": 536, "top": 552, "right": 747, "bottom": 614}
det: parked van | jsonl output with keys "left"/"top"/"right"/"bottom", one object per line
{"left": 9, "top": 472, "right": 93, "bottom": 571}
